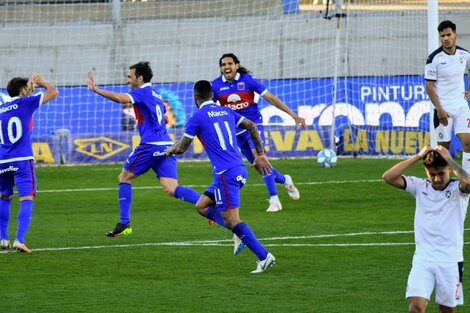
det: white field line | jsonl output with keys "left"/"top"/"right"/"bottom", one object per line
{"left": 36, "top": 179, "right": 383, "bottom": 193}
{"left": 2, "top": 229, "right": 470, "bottom": 253}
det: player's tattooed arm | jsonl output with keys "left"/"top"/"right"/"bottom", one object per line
{"left": 165, "top": 136, "right": 193, "bottom": 156}
{"left": 238, "top": 118, "right": 264, "bottom": 156}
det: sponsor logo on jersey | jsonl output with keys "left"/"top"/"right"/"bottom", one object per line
{"left": 0, "top": 165, "right": 18, "bottom": 174}
{"left": 207, "top": 110, "right": 228, "bottom": 118}
{"left": 220, "top": 87, "right": 229, "bottom": 91}
{"left": 226, "top": 94, "right": 250, "bottom": 110}
{"left": 0, "top": 104, "right": 18, "bottom": 114}
{"left": 236, "top": 174, "right": 247, "bottom": 185}
{"left": 153, "top": 151, "right": 166, "bottom": 157}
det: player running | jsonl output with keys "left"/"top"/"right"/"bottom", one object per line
{"left": 212, "top": 53, "right": 306, "bottom": 212}
{"left": 166, "top": 80, "right": 276, "bottom": 273}
{"left": 87, "top": 61, "right": 200, "bottom": 237}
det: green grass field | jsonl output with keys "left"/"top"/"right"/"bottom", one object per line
{"left": 1, "top": 158, "right": 468, "bottom": 312}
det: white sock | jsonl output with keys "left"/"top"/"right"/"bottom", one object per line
{"left": 270, "top": 195, "right": 280, "bottom": 203}
{"left": 284, "top": 174, "right": 292, "bottom": 185}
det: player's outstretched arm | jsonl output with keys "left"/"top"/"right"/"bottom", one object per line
{"left": 262, "top": 91, "right": 307, "bottom": 129}
{"left": 435, "top": 145, "right": 470, "bottom": 193}
{"left": 382, "top": 145, "right": 432, "bottom": 189}
{"left": 165, "top": 136, "right": 193, "bottom": 157}
{"left": 87, "top": 69, "right": 131, "bottom": 104}
{"left": 31, "top": 73, "right": 58, "bottom": 104}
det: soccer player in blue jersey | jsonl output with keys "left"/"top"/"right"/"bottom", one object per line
{"left": 165, "top": 80, "right": 276, "bottom": 273}
{"left": 212, "top": 53, "right": 307, "bottom": 212}
{"left": 87, "top": 62, "right": 200, "bottom": 237}
{"left": 0, "top": 73, "right": 59, "bottom": 253}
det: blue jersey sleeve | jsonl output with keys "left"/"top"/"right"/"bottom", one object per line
{"left": 183, "top": 113, "right": 200, "bottom": 138}
{"left": 247, "top": 75, "right": 267, "bottom": 95}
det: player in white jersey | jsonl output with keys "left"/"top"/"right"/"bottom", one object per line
{"left": 383, "top": 145, "right": 470, "bottom": 313}
{"left": 425, "top": 20, "right": 470, "bottom": 172}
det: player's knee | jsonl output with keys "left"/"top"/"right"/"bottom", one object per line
{"left": 163, "top": 187, "right": 175, "bottom": 198}
{"left": 438, "top": 141, "right": 451, "bottom": 150}
{"left": 408, "top": 303, "right": 425, "bottom": 313}
{"left": 223, "top": 216, "right": 240, "bottom": 230}
{"left": 195, "top": 203, "right": 206, "bottom": 217}
{"left": 438, "top": 305, "right": 455, "bottom": 313}
{"left": 460, "top": 141, "right": 470, "bottom": 152}
{"left": 0, "top": 194, "right": 13, "bottom": 200}
{"left": 118, "top": 172, "right": 134, "bottom": 184}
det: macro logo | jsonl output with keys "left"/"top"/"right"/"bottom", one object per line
{"left": 74, "top": 136, "right": 129, "bottom": 159}
{"left": 227, "top": 94, "right": 241, "bottom": 103}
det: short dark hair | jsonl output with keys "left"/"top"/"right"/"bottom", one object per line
{"left": 7, "top": 77, "right": 29, "bottom": 97}
{"left": 438, "top": 20, "right": 456, "bottom": 33}
{"left": 218, "top": 53, "right": 251, "bottom": 74}
{"left": 130, "top": 61, "right": 153, "bottom": 83}
{"left": 194, "top": 80, "right": 213, "bottom": 101}
{"left": 423, "top": 150, "right": 448, "bottom": 169}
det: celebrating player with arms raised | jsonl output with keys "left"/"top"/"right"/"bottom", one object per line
{"left": 212, "top": 53, "right": 306, "bottom": 212}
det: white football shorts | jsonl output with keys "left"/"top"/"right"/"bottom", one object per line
{"left": 435, "top": 103, "right": 470, "bottom": 142}
{"left": 406, "top": 258, "right": 464, "bottom": 308}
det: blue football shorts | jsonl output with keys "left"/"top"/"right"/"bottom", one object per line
{"left": 0, "top": 160, "right": 37, "bottom": 197}
{"left": 205, "top": 165, "right": 247, "bottom": 211}
{"left": 124, "top": 144, "right": 178, "bottom": 179}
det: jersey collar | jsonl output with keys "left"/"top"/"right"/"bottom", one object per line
{"left": 199, "top": 100, "right": 215, "bottom": 109}
{"left": 221, "top": 72, "right": 240, "bottom": 83}
{"left": 140, "top": 83, "right": 152, "bottom": 88}
{"left": 2, "top": 96, "right": 19, "bottom": 104}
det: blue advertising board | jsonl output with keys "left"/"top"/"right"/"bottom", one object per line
{"left": 1, "top": 75, "right": 464, "bottom": 164}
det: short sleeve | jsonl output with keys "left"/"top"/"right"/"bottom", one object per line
{"left": 248, "top": 75, "right": 267, "bottom": 96}
{"left": 424, "top": 60, "right": 437, "bottom": 81}
{"left": 183, "top": 113, "right": 200, "bottom": 139}
{"left": 403, "top": 175, "right": 421, "bottom": 197}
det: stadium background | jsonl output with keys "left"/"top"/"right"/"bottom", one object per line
{"left": 0, "top": 0, "right": 469, "bottom": 163}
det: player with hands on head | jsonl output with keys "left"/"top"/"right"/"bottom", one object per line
{"left": 425, "top": 20, "right": 470, "bottom": 172}
{"left": 383, "top": 145, "right": 470, "bottom": 313}
{"left": 212, "top": 53, "right": 306, "bottom": 212}
{"left": 0, "top": 73, "right": 58, "bottom": 253}
{"left": 87, "top": 62, "right": 201, "bottom": 238}
{"left": 165, "top": 80, "right": 276, "bottom": 273}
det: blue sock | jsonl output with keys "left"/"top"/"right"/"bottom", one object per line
{"left": 16, "top": 200, "right": 33, "bottom": 243}
{"left": 232, "top": 222, "right": 268, "bottom": 260}
{"left": 174, "top": 186, "right": 200, "bottom": 204}
{"left": 205, "top": 206, "right": 226, "bottom": 228}
{"left": 262, "top": 173, "right": 278, "bottom": 197}
{"left": 118, "top": 183, "right": 132, "bottom": 225}
{"left": 0, "top": 198, "right": 12, "bottom": 240}
{"left": 272, "top": 168, "right": 286, "bottom": 184}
